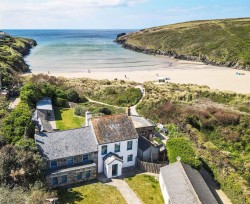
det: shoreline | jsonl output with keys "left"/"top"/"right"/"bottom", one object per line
{"left": 23, "top": 59, "right": 250, "bottom": 94}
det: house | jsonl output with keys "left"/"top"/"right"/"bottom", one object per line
{"left": 90, "top": 114, "right": 139, "bottom": 178}
{"left": 36, "top": 97, "right": 54, "bottom": 120}
{"left": 32, "top": 97, "right": 55, "bottom": 132}
{"left": 159, "top": 162, "right": 218, "bottom": 204}
{"left": 0, "top": 31, "right": 9, "bottom": 39}
{"left": 35, "top": 127, "right": 98, "bottom": 188}
{"left": 137, "top": 136, "right": 159, "bottom": 162}
{"left": 130, "top": 115, "right": 155, "bottom": 140}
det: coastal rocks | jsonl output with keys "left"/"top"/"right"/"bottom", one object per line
{"left": 116, "top": 33, "right": 126, "bottom": 38}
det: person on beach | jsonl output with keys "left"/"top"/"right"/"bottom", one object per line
{"left": 125, "top": 75, "right": 127, "bottom": 79}
{"left": 88, "top": 69, "right": 90, "bottom": 73}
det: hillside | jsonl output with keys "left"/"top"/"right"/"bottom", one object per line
{"left": 116, "top": 18, "right": 250, "bottom": 70}
{"left": 0, "top": 32, "right": 37, "bottom": 88}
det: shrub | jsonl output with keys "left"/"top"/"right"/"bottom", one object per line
{"left": 74, "top": 105, "right": 88, "bottom": 116}
{"left": 166, "top": 137, "right": 201, "bottom": 169}
{"left": 214, "top": 110, "right": 240, "bottom": 126}
{"left": 66, "top": 89, "right": 80, "bottom": 103}
{"left": 98, "top": 107, "right": 112, "bottom": 115}
{"left": 54, "top": 98, "right": 69, "bottom": 108}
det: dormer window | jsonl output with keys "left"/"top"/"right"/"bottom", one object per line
{"left": 102, "top": 145, "right": 107, "bottom": 155}
{"left": 67, "top": 157, "right": 74, "bottom": 166}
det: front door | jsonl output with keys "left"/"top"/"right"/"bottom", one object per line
{"left": 112, "top": 164, "right": 118, "bottom": 177}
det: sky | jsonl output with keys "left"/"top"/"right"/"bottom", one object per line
{"left": 0, "top": 0, "right": 249, "bottom": 29}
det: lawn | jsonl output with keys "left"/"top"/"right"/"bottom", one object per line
{"left": 58, "top": 182, "right": 127, "bottom": 204}
{"left": 54, "top": 107, "right": 85, "bottom": 130}
{"left": 125, "top": 174, "right": 164, "bottom": 204}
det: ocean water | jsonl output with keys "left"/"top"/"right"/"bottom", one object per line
{"left": 6, "top": 30, "right": 172, "bottom": 73}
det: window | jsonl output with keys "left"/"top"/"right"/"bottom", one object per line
{"left": 127, "top": 154, "right": 133, "bottom": 162}
{"left": 102, "top": 145, "right": 107, "bottom": 155}
{"left": 50, "top": 160, "right": 57, "bottom": 169}
{"left": 52, "top": 177, "right": 58, "bottom": 186}
{"left": 61, "top": 175, "right": 67, "bottom": 184}
{"left": 76, "top": 172, "right": 82, "bottom": 180}
{"left": 82, "top": 154, "right": 89, "bottom": 164}
{"left": 85, "top": 170, "right": 91, "bottom": 178}
{"left": 127, "top": 141, "right": 133, "bottom": 150}
{"left": 115, "top": 143, "right": 120, "bottom": 153}
{"left": 67, "top": 157, "right": 74, "bottom": 166}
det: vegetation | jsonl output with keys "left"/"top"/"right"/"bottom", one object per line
{"left": 125, "top": 174, "right": 164, "bottom": 204}
{"left": 58, "top": 182, "right": 127, "bottom": 204}
{"left": 137, "top": 82, "right": 250, "bottom": 203}
{"left": 0, "top": 34, "right": 36, "bottom": 89}
{"left": 117, "top": 18, "right": 250, "bottom": 70}
{"left": 166, "top": 137, "right": 201, "bottom": 169}
{"left": 54, "top": 107, "right": 85, "bottom": 130}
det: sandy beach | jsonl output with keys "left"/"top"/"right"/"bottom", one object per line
{"left": 26, "top": 59, "right": 250, "bottom": 94}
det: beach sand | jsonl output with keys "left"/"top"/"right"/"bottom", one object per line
{"left": 26, "top": 59, "right": 250, "bottom": 94}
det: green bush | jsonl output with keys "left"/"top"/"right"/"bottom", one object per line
{"left": 74, "top": 105, "right": 88, "bottom": 116}
{"left": 166, "top": 137, "right": 201, "bottom": 169}
{"left": 98, "top": 107, "right": 112, "bottom": 115}
{"left": 54, "top": 98, "right": 69, "bottom": 108}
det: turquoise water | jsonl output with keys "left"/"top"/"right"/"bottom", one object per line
{"left": 6, "top": 30, "right": 172, "bottom": 73}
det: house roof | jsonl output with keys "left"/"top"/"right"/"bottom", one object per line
{"left": 35, "top": 127, "right": 98, "bottom": 160}
{"left": 32, "top": 110, "right": 54, "bottom": 132}
{"left": 130, "top": 116, "right": 155, "bottom": 129}
{"left": 103, "top": 152, "right": 123, "bottom": 165}
{"left": 160, "top": 162, "right": 218, "bottom": 204}
{"left": 36, "top": 97, "right": 53, "bottom": 111}
{"left": 138, "top": 136, "right": 155, "bottom": 152}
{"left": 91, "top": 114, "right": 138, "bottom": 144}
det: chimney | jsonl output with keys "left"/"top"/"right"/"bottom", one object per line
{"left": 127, "top": 107, "right": 131, "bottom": 116}
{"left": 85, "top": 111, "right": 92, "bottom": 126}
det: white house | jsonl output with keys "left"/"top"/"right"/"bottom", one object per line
{"left": 89, "top": 114, "right": 138, "bottom": 178}
{"left": 159, "top": 162, "right": 218, "bottom": 204}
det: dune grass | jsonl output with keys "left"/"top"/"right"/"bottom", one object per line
{"left": 58, "top": 182, "right": 127, "bottom": 204}
{"left": 125, "top": 174, "right": 164, "bottom": 204}
{"left": 54, "top": 107, "right": 85, "bottom": 130}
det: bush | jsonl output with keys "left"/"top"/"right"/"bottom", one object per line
{"left": 98, "top": 107, "right": 112, "bottom": 115}
{"left": 166, "top": 137, "right": 201, "bottom": 169}
{"left": 74, "top": 105, "right": 88, "bottom": 116}
{"left": 54, "top": 98, "right": 69, "bottom": 108}
{"left": 66, "top": 89, "right": 80, "bottom": 103}
{"left": 214, "top": 110, "right": 240, "bottom": 126}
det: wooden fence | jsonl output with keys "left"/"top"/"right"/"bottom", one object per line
{"left": 136, "top": 158, "right": 166, "bottom": 174}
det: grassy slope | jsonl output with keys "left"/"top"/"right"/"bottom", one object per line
{"left": 58, "top": 182, "right": 127, "bottom": 204}
{"left": 117, "top": 18, "right": 250, "bottom": 70}
{"left": 0, "top": 34, "right": 36, "bottom": 87}
{"left": 125, "top": 174, "right": 164, "bottom": 204}
{"left": 54, "top": 107, "right": 85, "bottom": 130}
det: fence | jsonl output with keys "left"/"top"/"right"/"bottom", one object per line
{"left": 136, "top": 158, "right": 166, "bottom": 174}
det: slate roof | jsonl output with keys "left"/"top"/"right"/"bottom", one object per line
{"left": 36, "top": 97, "right": 53, "bottom": 110}
{"left": 32, "top": 110, "right": 54, "bottom": 132}
{"left": 35, "top": 127, "right": 98, "bottom": 160}
{"left": 160, "top": 162, "right": 218, "bottom": 204}
{"left": 138, "top": 136, "right": 154, "bottom": 152}
{"left": 130, "top": 116, "right": 155, "bottom": 129}
{"left": 91, "top": 114, "right": 138, "bottom": 144}
{"left": 103, "top": 152, "right": 123, "bottom": 165}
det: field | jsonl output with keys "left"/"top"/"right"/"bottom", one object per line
{"left": 58, "top": 182, "right": 127, "bottom": 204}
{"left": 125, "top": 174, "right": 164, "bottom": 204}
{"left": 54, "top": 107, "right": 85, "bottom": 130}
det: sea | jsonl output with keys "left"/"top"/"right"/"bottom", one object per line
{"left": 6, "top": 30, "right": 172, "bottom": 73}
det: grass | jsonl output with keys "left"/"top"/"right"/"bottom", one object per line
{"left": 125, "top": 174, "right": 164, "bottom": 204}
{"left": 118, "top": 18, "right": 250, "bottom": 70}
{"left": 58, "top": 182, "right": 127, "bottom": 204}
{"left": 54, "top": 107, "right": 85, "bottom": 130}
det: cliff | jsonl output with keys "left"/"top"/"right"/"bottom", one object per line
{"left": 0, "top": 33, "right": 37, "bottom": 87}
{"left": 116, "top": 18, "right": 250, "bottom": 71}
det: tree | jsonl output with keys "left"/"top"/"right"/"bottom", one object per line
{"left": 20, "top": 83, "right": 41, "bottom": 107}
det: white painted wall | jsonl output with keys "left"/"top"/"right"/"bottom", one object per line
{"left": 159, "top": 171, "right": 170, "bottom": 204}
{"left": 98, "top": 138, "right": 138, "bottom": 173}
{"left": 104, "top": 160, "right": 123, "bottom": 178}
